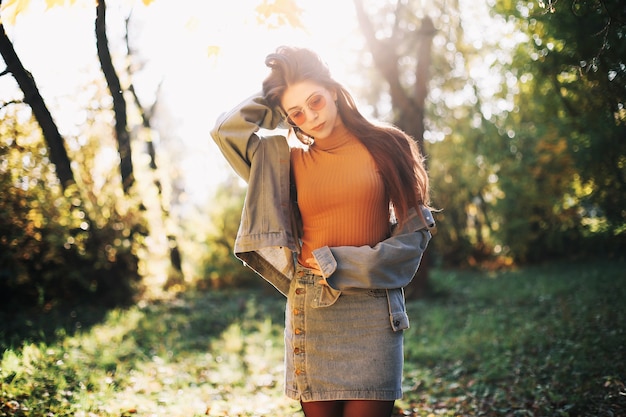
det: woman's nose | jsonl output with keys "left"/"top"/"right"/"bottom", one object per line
{"left": 304, "top": 107, "right": 319, "bottom": 122}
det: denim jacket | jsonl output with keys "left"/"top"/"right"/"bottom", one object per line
{"left": 210, "top": 93, "right": 435, "bottom": 331}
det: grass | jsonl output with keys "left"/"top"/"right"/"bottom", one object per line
{"left": 1, "top": 259, "right": 625, "bottom": 416}
{"left": 400, "top": 260, "right": 626, "bottom": 416}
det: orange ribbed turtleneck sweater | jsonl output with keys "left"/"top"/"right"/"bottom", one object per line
{"left": 290, "top": 122, "right": 390, "bottom": 267}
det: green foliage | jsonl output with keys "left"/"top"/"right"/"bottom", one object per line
{"left": 197, "top": 178, "right": 259, "bottom": 290}
{"left": 1, "top": 260, "right": 624, "bottom": 416}
{"left": 0, "top": 106, "right": 145, "bottom": 312}
{"left": 428, "top": 95, "right": 600, "bottom": 265}
{"left": 486, "top": 0, "right": 626, "bottom": 261}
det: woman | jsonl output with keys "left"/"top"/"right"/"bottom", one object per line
{"left": 210, "top": 46, "right": 435, "bottom": 417}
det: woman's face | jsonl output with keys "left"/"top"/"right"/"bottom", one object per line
{"left": 281, "top": 80, "right": 339, "bottom": 140}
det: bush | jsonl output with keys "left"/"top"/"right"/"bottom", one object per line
{"left": 197, "top": 178, "right": 259, "bottom": 290}
{"left": 0, "top": 109, "right": 144, "bottom": 312}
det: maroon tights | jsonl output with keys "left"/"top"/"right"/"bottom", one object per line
{"left": 300, "top": 400, "right": 395, "bottom": 417}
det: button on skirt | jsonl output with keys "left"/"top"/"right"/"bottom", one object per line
{"left": 284, "top": 265, "right": 404, "bottom": 402}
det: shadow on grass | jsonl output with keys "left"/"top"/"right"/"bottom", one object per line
{"left": 1, "top": 284, "right": 297, "bottom": 416}
{"left": 0, "top": 282, "right": 284, "bottom": 355}
{"left": 0, "top": 303, "right": 111, "bottom": 353}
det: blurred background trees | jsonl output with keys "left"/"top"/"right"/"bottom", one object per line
{"left": 1, "top": 0, "right": 624, "bottom": 313}
{"left": 352, "top": 0, "right": 624, "bottom": 269}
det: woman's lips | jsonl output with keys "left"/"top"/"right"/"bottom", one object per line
{"left": 311, "top": 122, "right": 325, "bottom": 131}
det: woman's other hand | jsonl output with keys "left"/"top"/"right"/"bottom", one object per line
{"left": 305, "top": 257, "right": 329, "bottom": 286}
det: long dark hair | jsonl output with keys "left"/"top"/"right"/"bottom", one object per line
{"left": 263, "top": 46, "right": 430, "bottom": 226}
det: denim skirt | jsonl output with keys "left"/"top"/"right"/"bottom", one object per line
{"left": 284, "top": 264, "right": 404, "bottom": 402}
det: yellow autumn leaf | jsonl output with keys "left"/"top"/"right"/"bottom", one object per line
{"left": 0, "top": 0, "right": 98, "bottom": 26}
{"left": 207, "top": 45, "right": 220, "bottom": 58}
{"left": 45, "top": 0, "right": 76, "bottom": 8}
{"left": 255, "top": 0, "right": 304, "bottom": 29}
{"left": 0, "top": 0, "right": 32, "bottom": 26}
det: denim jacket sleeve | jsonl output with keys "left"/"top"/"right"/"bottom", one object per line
{"left": 210, "top": 92, "right": 302, "bottom": 296}
{"left": 210, "top": 92, "right": 285, "bottom": 181}
{"left": 312, "top": 206, "right": 435, "bottom": 291}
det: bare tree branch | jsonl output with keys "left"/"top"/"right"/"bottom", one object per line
{"left": 0, "top": 99, "right": 23, "bottom": 110}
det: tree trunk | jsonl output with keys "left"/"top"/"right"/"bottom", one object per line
{"left": 353, "top": 0, "right": 436, "bottom": 299}
{"left": 95, "top": 0, "right": 134, "bottom": 194}
{"left": 0, "top": 17, "right": 74, "bottom": 190}
{"left": 123, "top": 15, "right": 185, "bottom": 284}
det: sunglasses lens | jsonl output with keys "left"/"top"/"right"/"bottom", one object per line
{"left": 288, "top": 111, "right": 305, "bottom": 126}
{"left": 286, "top": 93, "right": 328, "bottom": 126}
{"left": 309, "top": 94, "right": 326, "bottom": 111}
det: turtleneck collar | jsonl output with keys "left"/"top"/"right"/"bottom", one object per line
{"left": 312, "top": 120, "right": 355, "bottom": 152}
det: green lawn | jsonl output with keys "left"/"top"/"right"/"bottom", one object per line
{"left": 1, "top": 259, "right": 625, "bottom": 416}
